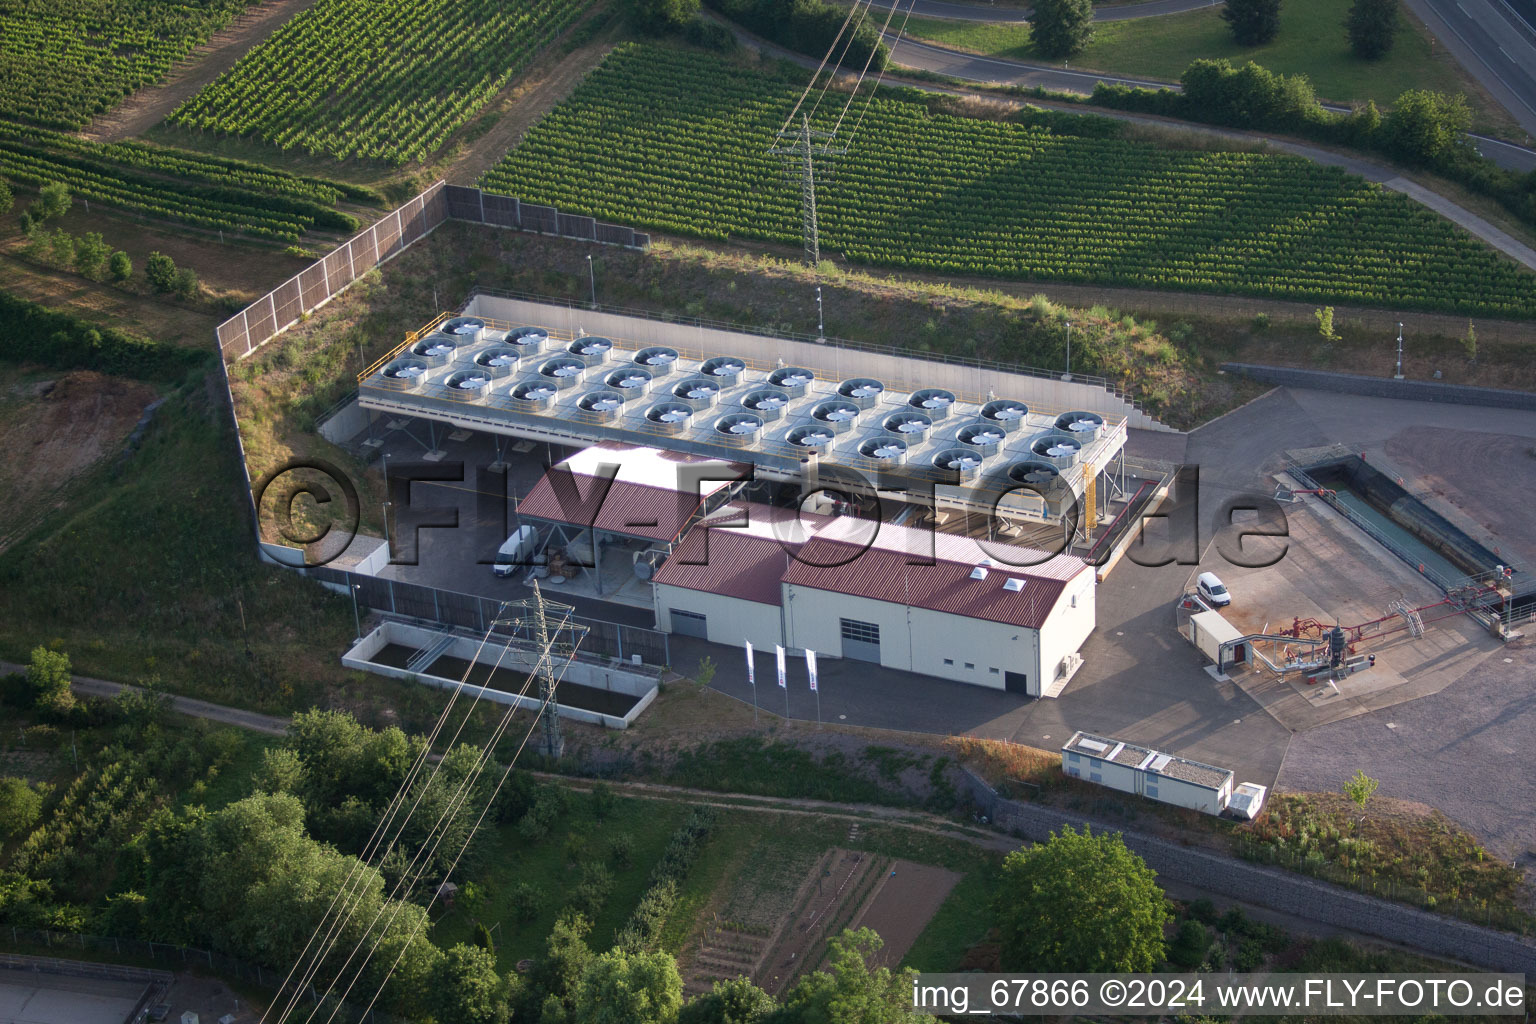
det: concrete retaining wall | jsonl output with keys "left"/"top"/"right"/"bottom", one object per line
{"left": 343, "top": 621, "right": 658, "bottom": 728}
{"left": 960, "top": 770, "right": 1536, "bottom": 973}
{"left": 468, "top": 295, "right": 1174, "bottom": 431}
{"left": 1221, "top": 364, "right": 1536, "bottom": 411}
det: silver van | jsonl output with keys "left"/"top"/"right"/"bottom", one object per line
{"left": 492, "top": 526, "right": 541, "bottom": 577}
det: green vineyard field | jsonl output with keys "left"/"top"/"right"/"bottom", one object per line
{"left": 0, "top": 0, "right": 250, "bottom": 129}
{"left": 0, "top": 121, "right": 363, "bottom": 242}
{"left": 481, "top": 43, "right": 1536, "bottom": 319}
{"left": 169, "top": 0, "right": 593, "bottom": 164}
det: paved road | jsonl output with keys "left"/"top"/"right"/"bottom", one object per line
{"left": 1405, "top": 0, "right": 1536, "bottom": 142}
{"left": 881, "top": 32, "right": 1536, "bottom": 174}
{"left": 854, "top": 0, "right": 1218, "bottom": 24}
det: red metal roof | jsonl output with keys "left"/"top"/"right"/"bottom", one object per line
{"left": 517, "top": 443, "right": 748, "bottom": 542}
{"left": 651, "top": 503, "right": 828, "bottom": 606}
{"left": 781, "top": 519, "right": 1088, "bottom": 630}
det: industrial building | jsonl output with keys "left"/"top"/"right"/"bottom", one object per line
{"left": 652, "top": 500, "right": 1096, "bottom": 695}
{"left": 357, "top": 308, "right": 1136, "bottom": 543}
{"left": 351, "top": 308, "right": 1139, "bottom": 695}
{"left": 1061, "top": 731, "right": 1236, "bottom": 815}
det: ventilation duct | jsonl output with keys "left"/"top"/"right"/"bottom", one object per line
{"left": 644, "top": 401, "right": 693, "bottom": 436}
{"left": 858, "top": 436, "right": 908, "bottom": 465}
{"left": 837, "top": 377, "right": 884, "bottom": 409}
{"left": 672, "top": 377, "right": 720, "bottom": 410}
{"left": 380, "top": 356, "right": 430, "bottom": 389}
{"left": 768, "top": 366, "right": 815, "bottom": 398}
{"left": 715, "top": 412, "right": 764, "bottom": 448}
{"left": 1028, "top": 431, "right": 1082, "bottom": 466}
{"left": 634, "top": 347, "right": 679, "bottom": 377}
{"left": 538, "top": 355, "right": 587, "bottom": 390}
{"left": 510, "top": 380, "right": 558, "bottom": 413}
{"left": 604, "top": 366, "right": 653, "bottom": 401}
{"left": 811, "top": 399, "right": 860, "bottom": 434}
{"left": 1054, "top": 410, "right": 1105, "bottom": 441}
{"left": 700, "top": 356, "right": 746, "bottom": 384}
{"left": 577, "top": 389, "right": 625, "bottom": 424}
{"left": 958, "top": 421, "right": 1008, "bottom": 457}
{"left": 883, "top": 410, "right": 931, "bottom": 440}
{"left": 506, "top": 326, "right": 549, "bottom": 355}
{"left": 980, "top": 399, "right": 1029, "bottom": 433}
{"left": 741, "top": 388, "right": 791, "bottom": 422}
{"left": 567, "top": 336, "right": 613, "bottom": 366}
{"left": 410, "top": 334, "right": 458, "bottom": 366}
{"left": 788, "top": 424, "right": 838, "bottom": 450}
{"left": 932, "top": 447, "right": 984, "bottom": 480}
{"left": 473, "top": 346, "right": 521, "bottom": 377}
{"left": 444, "top": 369, "right": 494, "bottom": 402}
{"left": 908, "top": 388, "right": 955, "bottom": 419}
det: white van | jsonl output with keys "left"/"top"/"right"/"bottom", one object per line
{"left": 1196, "top": 571, "right": 1232, "bottom": 607}
{"left": 492, "top": 526, "right": 541, "bottom": 577}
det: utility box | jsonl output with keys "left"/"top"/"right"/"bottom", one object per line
{"left": 181, "top": 1013, "right": 200, "bottom": 1024}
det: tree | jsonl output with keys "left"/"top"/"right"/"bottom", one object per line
{"left": 430, "top": 942, "right": 510, "bottom": 1024}
{"left": 632, "top": 0, "right": 700, "bottom": 31}
{"left": 145, "top": 252, "right": 178, "bottom": 293}
{"left": 590, "top": 780, "right": 616, "bottom": 820}
{"left": 1030, "top": 0, "right": 1094, "bottom": 58}
{"left": 1346, "top": 0, "right": 1398, "bottom": 58}
{"left": 1221, "top": 0, "right": 1282, "bottom": 45}
{"left": 474, "top": 921, "right": 497, "bottom": 955}
{"left": 570, "top": 948, "right": 684, "bottom": 1024}
{"left": 35, "top": 182, "right": 70, "bottom": 221}
{"left": 172, "top": 266, "right": 199, "bottom": 300}
{"left": 1342, "top": 769, "right": 1379, "bottom": 813}
{"left": 73, "top": 231, "right": 111, "bottom": 281}
{"left": 520, "top": 911, "right": 594, "bottom": 1022}
{"left": 0, "top": 777, "right": 47, "bottom": 839}
{"left": 678, "top": 977, "right": 776, "bottom": 1024}
{"left": 108, "top": 251, "right": 132, "bottom": 282}
{"left": 25, "top": 646, "right": 73, "bottom": 714}
{"left": 252, "top": 746, "right": 305, "bottom": 794}
{"left": 994, "top": 825, "right": 1169, "bottom": 972}
{"left": 510, "top": 881, "right": 544, "bottom": 922}
{"left": 769, "top": 929, "right": 924, "bottom": 1024}
{"left": 1385, "top": 89, "right": 1472, "bottom": 165}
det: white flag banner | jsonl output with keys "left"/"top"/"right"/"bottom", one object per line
{"left": 745, "top": 640, "right": 755, "bottom": 687}
{"left": 775, "top": 644, "right": 787, "bottom": 689}
{"left": 806, "top": 649, "right": 818, "bottom": 692}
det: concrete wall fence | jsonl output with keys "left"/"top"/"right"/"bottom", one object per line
{"left": 343, "top": 620, "right": 659, "bottom": 729}
{"left": 1222, "top": 363, "right": 1536, "bottom": 412}
{"left": 959, "top": 769, "right": 1536, "bottom": 974}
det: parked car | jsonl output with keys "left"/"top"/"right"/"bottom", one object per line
{"left": 1197, "top": 571, "right": 1232, "bottom": 607}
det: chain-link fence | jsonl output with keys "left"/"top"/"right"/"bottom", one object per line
{"left": 217, "top": 183, "right": 449, "bottom": 362}
{"left": 218, "top": 184, "right": 652, "bottom": 365}
{"left": 1, "top": 929, "right": 412, "bottom": 1024}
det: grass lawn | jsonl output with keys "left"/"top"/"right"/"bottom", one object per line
{"left": 901, "top": 0, "right": 1502, "bottom": 117}
{"left": 432, "top": 793, "right": 692, "bottom": 968}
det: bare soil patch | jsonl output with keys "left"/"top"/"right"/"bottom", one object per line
{"left": 78, "top": 0, "right": 326, "bottom": 144}
{"left": 848, "top": 860, "right": 962, "bottom": 968}
{"left": 0, "top": 254, "right": 217, "bottom": 349}
{"left": 0, "top": 371, "right": 160, "bottom": 553}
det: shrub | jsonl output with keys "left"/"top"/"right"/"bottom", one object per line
{"left": 0, "top": 777, "right": 47, "bottom": 839}
{"left": 632, "top": 0, "right": 700, "bottom": 31}
{"left": 73, "top": 231, "right": 111, "bottom": 281}
{"left": 171, "top": 266, "right": 199, "bottom": 300}
{"left": 510, "top": 882, "right": 544, "bottom": 922}
{"left": 1169, "top": 919, "right": 1211, "bottom": 968}
{"left": 145, "top": 251, "right": 178, "bottom": 292}
{"left": 0, "top": 177, "right": 11, "bottom": 215}
{"left": 108, "top": 251, "right": 132, "bottom": 282}
{"left": 610, "top": 832, "right": 635, "bottom": 869}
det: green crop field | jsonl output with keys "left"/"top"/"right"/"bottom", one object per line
{"left": 169, "top": 0, "right": 593, "bottom": 164}
{"left": 0, "top": 0, "right": 250, "bottom": 129}
{"left": 481, "top": 43, "right": 1536, "bottom": 318}
{"left": 0, "top": 121, "right": 370, "bottom": 241}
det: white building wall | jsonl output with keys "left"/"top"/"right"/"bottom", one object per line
{"left": 1063, "top": 752, "right": 1229, "bottom": 815}
{"left": 781, "top": 585, "right": 1044, "bottom": 693}
{"left": 1145, "top": 774, "right": 1226, "bottom": 815}
{"left": 653, "top": 584, "right": 784, "bottom": 651}
{"left": 1037, "top": 570, "right": 1098, "bottom": 689}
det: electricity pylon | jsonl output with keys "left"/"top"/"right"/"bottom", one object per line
{"left": 769, "top": 114, "right": 846, "bottom": 266}
{"left": 497, "top": 581, "right": 586, "bottom": 759}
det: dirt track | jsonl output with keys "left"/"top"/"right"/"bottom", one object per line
{"left": 78, "top": 0, "right": 324, "bottom": 144}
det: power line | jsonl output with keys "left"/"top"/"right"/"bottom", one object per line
{"left": 846, "top": 0, "right": 919, "bottom": 150}
{"left": 292, "top": 627, "right": 541, "bottom": 1024}
{"left": 352, "top": 630, "right": 584, "bottom": 1024}
{"left": 803, "top": 0, "right": 873, "bottom": 133}
{"left": 774, "top": 0, "right": 869, "bottom": 143}
{"left": 262, "top": 621, "right": 511, "bottom": 1024}
{"left": 831, "top": 0, "right": 905, "bottom": 141}
{"left": 320, "top": 589, "right": 585, "bottom": 1022}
